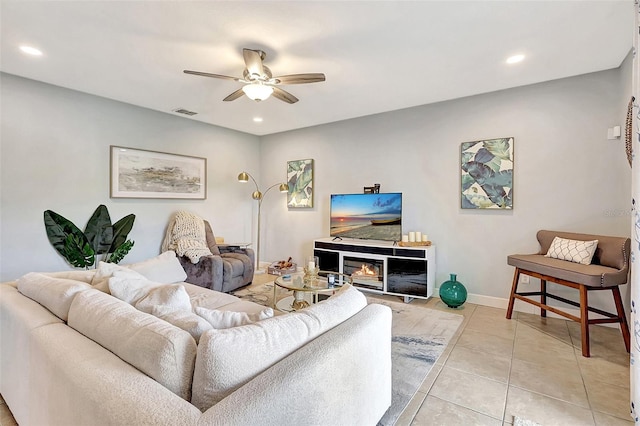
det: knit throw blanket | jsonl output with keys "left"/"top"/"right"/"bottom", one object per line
{"left": 162, "top": 211, "right": 212, "bottom": 264}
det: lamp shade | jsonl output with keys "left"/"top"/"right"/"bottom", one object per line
{"left": 238, "top": 172, "right": 249, "bottom": 182}
{"left": 242, "top": 83, "right": 274, "bottom": 101}
{"left": 279, "top": 183, "right": 289, "bottom": 193}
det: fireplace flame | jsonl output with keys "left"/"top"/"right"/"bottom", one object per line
{"left": 353, "top": 264, "right": 377, "bottom": 276}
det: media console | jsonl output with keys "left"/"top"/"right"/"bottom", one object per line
{"left": 313, "top": 238, "right": 436, "bottom": 302}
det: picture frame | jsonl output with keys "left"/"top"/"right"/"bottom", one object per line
{"left": 287, "top": 158, "right": 314, "bottom": 208}
{"left": 110, "top": 146, "right": 206, "bottom": 199}
{"left": 460, "top": 137, "right": 514, "bottom": 209}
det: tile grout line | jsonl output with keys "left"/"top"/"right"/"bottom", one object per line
{"left": 569, "top": 318, "right": 598, "bottom": 425}
{"left": 500, "top": 310, "right": 520, "bottom": 424}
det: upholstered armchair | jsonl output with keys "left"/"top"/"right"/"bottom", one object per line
{"left": 164, "top": 214, "right": 254, "bottom": 293}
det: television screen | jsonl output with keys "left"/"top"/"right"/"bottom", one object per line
{"left": 330, "top": 193, "right": 402, "bottom": 242}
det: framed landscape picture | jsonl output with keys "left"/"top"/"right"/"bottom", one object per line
{"left": 110, "top": 146, "right": 206, "bottom": 199}
{"left": 287, "top": 158, "right": 314, "bottom": 208}
{"left": 460, "top": 137, "right": 513, "bottom": 209}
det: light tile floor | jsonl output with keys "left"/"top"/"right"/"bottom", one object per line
{"left": 393, "top": 296, "right": 632, "bottom": 426}
{"left": 0, "top": 275, "right": 632, "bottom": 425}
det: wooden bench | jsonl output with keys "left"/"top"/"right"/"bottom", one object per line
{"left": 506, "top": 230, "right": 631, "bottom": 357}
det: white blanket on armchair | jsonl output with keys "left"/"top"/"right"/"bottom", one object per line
{"left": 162, "top": 211, "right": 212, "bottom": 264}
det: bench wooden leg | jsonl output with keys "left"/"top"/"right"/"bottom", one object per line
{"left": 580, "top": 285, "right": 590, "bottom": 357}
{"left": 540, "top": 279, "right": 547, "bottom": 318}
{"left": 506, "top": 268, "right": 520, "bottom": 319}
{"left": 611, "top": 286, "right": 631, "bottom": 353}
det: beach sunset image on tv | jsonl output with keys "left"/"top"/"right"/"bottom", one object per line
{"left": 330, "top": 193, "right": 402, "bottom": 241}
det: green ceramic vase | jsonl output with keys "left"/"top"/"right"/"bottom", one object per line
{"left": 439, "top": 273, "right": 467, "bottom": 308}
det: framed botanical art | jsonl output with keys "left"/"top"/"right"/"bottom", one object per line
{"left": 110, "top": 146, "right": 206, "bottom": 199}
{"left": 460, "top": 137, "right": 513, "bottom": 209}
{"left": 287, "top": 158, "right": 314, "bottom": 208}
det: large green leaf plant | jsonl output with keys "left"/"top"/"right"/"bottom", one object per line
{"left": 44, "top": 205, "right": 135, "bottom": 269}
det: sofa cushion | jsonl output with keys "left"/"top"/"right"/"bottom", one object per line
{"left": 151, "top": 306, "right": 213, "bottom": 343}
{"left": 44, "top": 269, "right": 97, "bottom": 284}
{"left": 191, "top": 283, "right": 366, "bottom": 411}
{"left": 134, "top": 284, "right": 192, "bottom": 314}
{"left": 91, "top": 261, "right": 134, "bottom": 293}
{"left": 108, "top": 269, "right": 163, "bottom": 305}
{"left": 91, "top": 253, "right": 188, "bottom": 293}
{"left": 182, "top": 282, "right": 258, "bottom": 311}
{"left": 68, "top": 289, "right": 197, "bottom": 401}
{"left": 16, "top": 272, "right": 90, "bottom": 321}
{"left": 545, "top": 236, "right": 598, "bottom": 265}
{"left": 194, "top": 306, "right": 274, "bottom": 329}
{"left": 127, "top": 251, "right": 188, "bottom": 284}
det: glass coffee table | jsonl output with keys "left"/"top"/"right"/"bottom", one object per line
{"left": 273, "top": 271, "right": 353, "bottom": 312}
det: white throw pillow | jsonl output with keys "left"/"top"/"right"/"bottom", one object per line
{"left": 127, "top": 251, "right": 188, "bottom": 284}
{"left": 151, "top": 305, "right": 213, "bottom": 343}
{"left": 91, "top": 261, "right": 133, "bottom": 293}
{"left": 195, "top": 306, "right": 274, "bottom": 329}
{"left": 135, "top": 284, "right": 192, "bottom": 314}
{"left": 545, "top": 237, "right": 598, "bottom": 265}
{"left": 108, "top": 270, "right": 162, "bottom": 305}
{"left": 191, "top": 283, "right": 366, "bottom": 411}
{"left": 17, "top": 272, "right": 90, "bottom": 321}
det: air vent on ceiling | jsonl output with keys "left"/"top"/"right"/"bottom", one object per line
{"left": 172, "top": 108, "right": 198, "bottom": 116}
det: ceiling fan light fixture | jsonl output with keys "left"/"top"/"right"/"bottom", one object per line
{"left": 242, "top": 83, "right": 273, "bottom": 101}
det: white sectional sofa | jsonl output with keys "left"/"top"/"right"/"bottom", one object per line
{"left": 0, "top": 254, "right": 392, "bottom": 425}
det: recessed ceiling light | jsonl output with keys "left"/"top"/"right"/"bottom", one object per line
{"left": 506, "top": 54, "right": 525, "bottom": 64}
{"left": 253, "top": 117, "right": 263, "bottom": 123}
{"left": 19, "top": 45, "right": 43, "bottom": 56}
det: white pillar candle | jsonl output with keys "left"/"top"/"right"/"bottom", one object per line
{"left": 402, "top": 234, "right": 409, "bottom": 242}
{"left": 415, "top": 231, "right": 422, "bottom": 242}
{"left": 422, "top": 234, "right": 429, "bottom": 242}
{"left": 408, "top": 232, "right": 416, "bottom": 242}
{"left": 308, "top": 260, "right": 315, "bottom": 270}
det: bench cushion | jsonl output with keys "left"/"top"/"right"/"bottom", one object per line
{"left": 508, "top": 254, "right": 627, "bottom": 287}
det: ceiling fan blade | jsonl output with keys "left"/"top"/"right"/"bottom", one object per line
{"left": 272, "top": 87, "right": 299, "bottom": 104}
{"left": 273, "top": 73, "right": 326, "bottom": 85}
{"left": 183, "top": 70, "right": 240, "bottom": 81}
{"left": 223, "top": 88, "right": 245, "bottom": 102}
{"left": 243, "top": 49, "right": 265, "bottom": 79}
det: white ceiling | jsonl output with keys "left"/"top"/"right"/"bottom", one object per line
{"left": 1, "top": 1, "right": 634, "bottom": 136}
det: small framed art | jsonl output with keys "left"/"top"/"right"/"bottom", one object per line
{"left": 460, "top": 137, "right": 513, "bottom": 209}
{"left": 287, "top": 158, "right": 314, "bottom": 208}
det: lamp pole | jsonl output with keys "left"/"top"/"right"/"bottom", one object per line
{"left": 238, "top": 172, "right": 288, "bottom": 271}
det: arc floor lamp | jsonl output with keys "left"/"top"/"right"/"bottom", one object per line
{"left": 238, "top": 172, "right": 288, "bottom": 271}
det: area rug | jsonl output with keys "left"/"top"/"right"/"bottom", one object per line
{"left": 232, "top": 282, "right": 464, "bottom": 425}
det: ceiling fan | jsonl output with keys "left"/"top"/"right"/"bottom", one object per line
{"left": 183, "top": 48, "right": 326, "bottom": 104}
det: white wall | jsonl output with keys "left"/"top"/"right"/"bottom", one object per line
{"left": 0, "top": 73, "right": 261, "bottom": 281}
{"left": 261, "top": 65, "right": 632, "bottom": 311}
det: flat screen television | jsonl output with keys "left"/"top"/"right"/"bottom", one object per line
{"left": 330, "top": 193, "right": 402, "bottom": 242}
